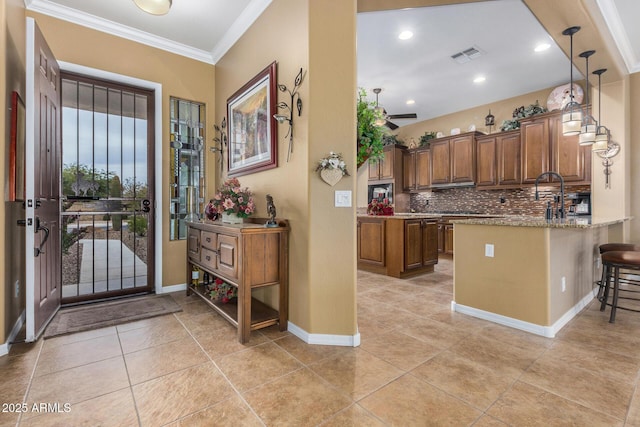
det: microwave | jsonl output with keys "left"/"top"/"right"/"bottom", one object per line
{"left": 368, "top": 183, "right": 393, "bottom": 204}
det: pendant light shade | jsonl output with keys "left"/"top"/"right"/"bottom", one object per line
{"left": 133, "top": 0, "right": 172, "bottom": 15}
{"left": 578, "top": 50, "right": 596, "bottom": 146}
{"left": 592, "top": 68, "right": 610, "bottom": 153}
{"left": 561, "top": 26, "right": 583, "bottom": 136}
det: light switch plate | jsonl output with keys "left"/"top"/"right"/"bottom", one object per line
{"left": 335, "top": 190, "right": 352, "bottom": 207}
{"left": 485, "top": 243, "right": 494, "bottom": 257}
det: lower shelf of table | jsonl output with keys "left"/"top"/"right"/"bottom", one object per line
{"left": 188, "top": 283, "right": 280, "bottom": 331}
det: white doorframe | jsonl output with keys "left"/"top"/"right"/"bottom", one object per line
{"left": 57, "top": 61, "right": 164, "bottom": 295}
{"left": 25, "top": 18, "right": 36, "bottom": 341}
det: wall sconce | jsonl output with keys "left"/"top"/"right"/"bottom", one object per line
{"left": 274, "top": 68, "right": 305, "bottom": 162}
{"left": 210, "top": 117, "right": 227, "bottom": 172}
{"left": 133, "top": 0, "right": 172, "bottom": 15}
{"left": 561, "top": 26, "right": 583, "bottom": 136}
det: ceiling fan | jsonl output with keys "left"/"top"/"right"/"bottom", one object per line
{"left": 372, "top": 88, "right": 418, "bottom": 130}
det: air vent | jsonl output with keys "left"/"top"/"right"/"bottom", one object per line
{"left": 451, "top": 45, "right": 484, "bottom": 64}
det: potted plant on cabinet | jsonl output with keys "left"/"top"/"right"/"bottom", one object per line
{"left": 357, "top": 88, "right": 385, "bottom": 168}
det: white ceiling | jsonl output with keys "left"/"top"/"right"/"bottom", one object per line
{"left": 25, "top": 0, "right": 639, "bottom": 128}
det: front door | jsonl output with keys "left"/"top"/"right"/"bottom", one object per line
{"left": 25, "top": 18, "right": 61, "bottom": 341}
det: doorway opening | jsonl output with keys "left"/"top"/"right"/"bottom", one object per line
{"left": 60, "top": 72, "right": 155, "bottom": 304}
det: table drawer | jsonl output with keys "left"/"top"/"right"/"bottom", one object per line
{"left": 200, "top": 247, "right": 218, "bottom": 271}
{"left": 201, "top": 231, "right": 217, "bottom": 250}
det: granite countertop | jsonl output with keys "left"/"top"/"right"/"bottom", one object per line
{"left": 450, "top": 216, "right": 631, "bottom": 229}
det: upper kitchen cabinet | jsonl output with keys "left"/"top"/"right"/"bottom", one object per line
{"left": 430, "top": 132, "right": 480, "bottom": 187}
{"left": 476, "top": 130, "right": 521, "bottom": 188}
{"left": 521, "top": 110, "right": 590, "bottom": 185}
{"left": 368, "top": 144, "right": 405, "bottom": 182}
{"left": 403, "top": 147, "right": 431, "bottom": 192}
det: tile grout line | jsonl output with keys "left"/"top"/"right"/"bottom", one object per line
{"left": 117, "top": 320, "right": 143, "bottom": 427}
{"left": 15, "top": 338, "right": 45, "bottom": 426}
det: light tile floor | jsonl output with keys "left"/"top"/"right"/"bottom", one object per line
{"left": 2, "top": 258, "right": 640, "bottom": 426}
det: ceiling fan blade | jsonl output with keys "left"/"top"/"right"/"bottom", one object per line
{"left": 387, "top": 113, "right": 417, "bottom": 119}
{"left": 385, "top": 120, "right": 399, "bottom": 130}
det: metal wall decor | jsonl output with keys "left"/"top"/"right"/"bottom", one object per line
{"left": 210, "top": 117, "right": 227, "bottom": 172}
{"left": 484, "top": 109, "right": 495, "bottom": 133}
{"left": 596, "top": 142, "right": 620, "bottom": 189}
{"left": 274, "top": 67, "right": 305, "bottom": 162}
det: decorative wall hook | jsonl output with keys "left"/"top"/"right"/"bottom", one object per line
{"left": 274, "top": 67, "right": 305, "bottom": 162}
{"left": 210, "top": 117, "right": 227, "bottom": 171}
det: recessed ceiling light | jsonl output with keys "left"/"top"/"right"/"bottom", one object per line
{"left": 535, "top": 43, "right": 551, "bottom": 52}
{"left": 398, "top": 31, "right": 414, "bottom": 40}
{"left": 406, "top": 99, "right": 415, "bottom": 105}
{"left": 473, "top": 76, "right": 486, "bottom": 83}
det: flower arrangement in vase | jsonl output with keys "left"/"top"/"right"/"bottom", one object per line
{"left": 367, "top": 198, "right": 394, "bottom": 216}
{"left": 211, "top": 177, "right": 255, "bottom": 223}
{"left": 207, "top": 277, "right": 237, "bottom": 303}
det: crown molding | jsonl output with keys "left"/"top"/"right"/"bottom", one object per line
{"left": 596, "top": 0, "right": 639, "bottom": 74}
{"left": 26, "top": 0, "right": 273, "bottom": 65}
{"left": 210, "top": 0, "right": 272, "bottom": 63}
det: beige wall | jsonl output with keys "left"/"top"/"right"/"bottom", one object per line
{"left": 631, "top": 72, "right": 640, "bottom": 242}
{"left": 215, "top": 0, "right": 357, "bottom": 336}
{"left": 24, "top": 12, "right": 216, "bottom": 289}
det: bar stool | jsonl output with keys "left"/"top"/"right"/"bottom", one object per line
{"left": 599, "top": 250, "right": 640, "bottom": 322}
{"left": 597, "top": 243, "right": 640, "bottom": 301}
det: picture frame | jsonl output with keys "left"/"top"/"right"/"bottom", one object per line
{"left": 227, "top": 61, "right": 277, "bottom": 176}
{"left": 9, "top": 91, "right": 25, "bottom": 201}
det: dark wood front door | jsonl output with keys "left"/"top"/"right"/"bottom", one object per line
{"left": 26, "top": 18, "right": 61, "bottom": 340}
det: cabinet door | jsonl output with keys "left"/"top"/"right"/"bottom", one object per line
{"left": 521, "top": 116, "right": 550, "bottom": 184}
{"left": 217, "top": 234, "right": 239, "bottom": 280}
{"left": 437, "top": 223, "right": 445, "bottom": 253}
{"left": 423, "top": 221, "right": 439, "bottom": 265}
{"left": 402, "top": 150, "right": 416, "bottom": 192}
{"left": 497, "top": 131, "right": 521, "bottom": 185}
{"left": 404, "top": 219, "right": 423, "bottom": 270}
{"left": 549, "top": 115, "right": 591, "bottom": 182}
{"left": 357, "top": 218, "right": 385, "bottom": 266}
{"left": 416, "top": 149, "right": 431, "bottom": 190}
{"left": 450, "top": 135, "right": 476, "bottom": 183}
{"left": 367, "top": 158, "right": 380, "bottom": 180}
{"left": 187, "top": 228, "right": 200, "bottom": 261}
{"left": 476, "top": 136, "right": 497, "bottom": 187}
{"left": 379, "top": 146, "right": 394, "bottom": 179}
{"left": 444, "top": 224, "right": 454, "bottom": 255}
{"left": 430, "top": 140, "right": 450, "bottom": 185}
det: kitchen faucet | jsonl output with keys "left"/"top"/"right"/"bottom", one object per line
{"left": 534, "top": 171, "right": 565, "bottom": 219}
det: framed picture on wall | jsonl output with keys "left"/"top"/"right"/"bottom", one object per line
{"left": 9, "top": 91, "right": 26, "bottom": 201}
{"left": 227, "top": 61, "right": 277, "bottom": 177}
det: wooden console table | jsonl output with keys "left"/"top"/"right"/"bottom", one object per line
{"left": 186, "top": 218, "right": 289, "bottom": 343}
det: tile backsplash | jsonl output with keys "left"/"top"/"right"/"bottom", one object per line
{"left": 410, "top": 185, "right": 591, "bottom": 216}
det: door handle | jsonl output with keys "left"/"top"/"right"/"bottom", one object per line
{"left": 34, "top": 217, "right": 50, "bottom": 257}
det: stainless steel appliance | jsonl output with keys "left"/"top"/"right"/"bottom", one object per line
{"left": 567, "top": 192, "right": 591, "bottom": 216}
{"left": 368, "top": 183, "right": 393, "bottom": 204}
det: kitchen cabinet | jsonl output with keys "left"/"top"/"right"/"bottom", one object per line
{"left": 368, "top": 144, "right": 405, "bottom": 181}
{"left": 437, "top": 219, "right": 455, "bottom": 255}
{"left": 476, "top": 130, "right": 521, "bottom": 188}
{"left": 430, "top": 132, "right": 480, "bottom": 187}
{"left": 186, "top": 219, "right": 289, "bottom": 343}
{"left": 520, "top": 110, "right": 590, "bottom": 185}
{"left": 402, "top": 147, "right": 431, "bottom": 192}
{"left": 357, "top": 216, "right": 438, "bottom": 278}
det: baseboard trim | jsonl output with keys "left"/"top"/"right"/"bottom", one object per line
{"left": 158, "top": 283, "right": 187, "bottom": 294}
{"left": 287, "top": 322, "right": 360, "bottom": 347}
{"left": 0, "top": 311, "right": 26, "bottom": 357}
{"left": 452, "top": 291, "right": 595, "bottom": 338}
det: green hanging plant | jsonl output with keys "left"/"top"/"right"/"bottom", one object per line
{"left": 357, "top": 88, "right": 385, "bottom": 168}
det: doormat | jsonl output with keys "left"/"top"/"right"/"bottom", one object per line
{"left": 43, "top": 294, "right": 182, "bottom": 339}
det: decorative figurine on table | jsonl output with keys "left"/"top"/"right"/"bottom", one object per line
{"left": 265, "top": 194, "right": 278, "bottom": 227}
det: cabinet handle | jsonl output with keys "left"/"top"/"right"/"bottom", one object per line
{"left": 205, "top": 255, "right": 211, "bottom": 261}
{"left": 206, "top": 237, "right": 212, "bottom": 243}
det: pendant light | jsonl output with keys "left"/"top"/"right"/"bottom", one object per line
{"left": 592, "top": 68, "right": 610, "bottom": 152}
{"left": 578, "top": 50, "right": 596, "bottom": 145}
{"left": 133, "top": 0, "right": 172, "bottom": 15}
{"left": 561, "top": 26, "right": 583, "bottom": 135}
{"left": 372, "top": 88, "right": 387, "bottom": 127}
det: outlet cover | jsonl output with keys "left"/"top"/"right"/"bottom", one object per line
{"left": 485, "top": 244, "right": 494, "bottom": 257}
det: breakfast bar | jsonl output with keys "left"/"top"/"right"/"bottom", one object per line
{"left": 451, "top": 216, "right": 628, "bottom": 337}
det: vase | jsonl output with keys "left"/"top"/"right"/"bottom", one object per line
{"left": 221, "top": 212, "right": 243, "bottom": 224}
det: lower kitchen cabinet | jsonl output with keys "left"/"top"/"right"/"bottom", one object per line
{"left": 186, "top": 219, "right": 289, "bottom": 343}
{"left": 357, "top": 216, "right": 438, "bottom": 278}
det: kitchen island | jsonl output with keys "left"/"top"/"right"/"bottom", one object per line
{"left": 357, "top": 214, "right": 439, "bottom": 278}
{"left": 451, "top": 216, "right": 629, "bottom": 337}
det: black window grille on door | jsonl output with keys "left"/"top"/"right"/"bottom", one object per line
{"left": 60, "top": 72, "right": 155, "bottom": 303}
